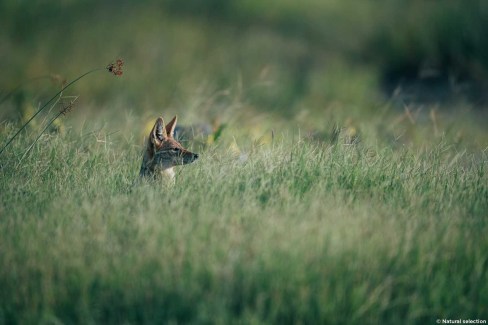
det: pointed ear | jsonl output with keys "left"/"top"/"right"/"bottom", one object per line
{"left": 150, "top": 117, "right": 167, "bottom": 147}
{"left": 165, "top": 115, "right": 177, "bottom": 138}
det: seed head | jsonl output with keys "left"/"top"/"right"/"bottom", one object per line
{"left": 59, "top": 96, "right": 78, "bottom": 116}
{"left": 107, "top": 59, "right": 124, "bottom": 76}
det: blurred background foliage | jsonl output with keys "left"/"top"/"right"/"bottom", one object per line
{"left": 0, "top": 0, "right": 487, "bottom": 146}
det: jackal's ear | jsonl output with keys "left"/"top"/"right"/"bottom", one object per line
{"left": 150, "top": 117, "right": 167, "bottom": 147}
{"left": 165, "top": 115, "right": 177, "bottom": 138}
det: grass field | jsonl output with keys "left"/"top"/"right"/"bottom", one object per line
{"left": 1, "top": 111, "right": 487, "bottom": 323}
{"left": 1, "top": 1, "right": 488, "bottom": 324}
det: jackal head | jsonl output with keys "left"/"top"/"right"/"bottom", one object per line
{"left": 139, "top": 116, "right": 198, "bottom": 177}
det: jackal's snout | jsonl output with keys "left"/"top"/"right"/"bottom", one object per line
{"left": 182, "top": 151, "right": 199, "bottom": 164}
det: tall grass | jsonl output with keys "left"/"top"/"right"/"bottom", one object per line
{"left": 0, "top": 121, "right": 486, "bottom": 323}
{"left": 0, "top": 59, "right": 122, "bottom": 157}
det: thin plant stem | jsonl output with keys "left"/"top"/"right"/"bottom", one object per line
{"left": 40, "top": 90, "right": 64, "bottom": 126}
{"left": 19, "top": 96, "right": 79, "bottom": 163}
{"left": 19, "top": 112, "right": 63, "bottom": 163}
{"left": 0, "top": 68, "right": 104, "bottom": 156}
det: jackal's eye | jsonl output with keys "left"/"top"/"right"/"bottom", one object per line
{"left": 171, "top": 148, "right": 180, "bottom": 152}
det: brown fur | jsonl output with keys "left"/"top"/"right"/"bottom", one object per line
{"left": 139, "top": 116, "right": 198, "bottom": 179}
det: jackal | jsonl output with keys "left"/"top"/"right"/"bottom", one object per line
{"left": 139, "top": 116, "right": 198, "bottom": 180}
